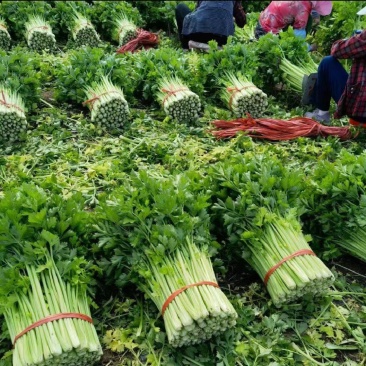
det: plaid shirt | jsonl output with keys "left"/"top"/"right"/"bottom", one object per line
{"left": 332, "top": 31, "right": 366, "bottom": 120}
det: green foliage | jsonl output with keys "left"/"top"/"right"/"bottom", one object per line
{"left": 89, "top": 1, "right": 142, "bottom": 41}
{"left": 54, "top": 47, "right": 140, "bottom": 105}
{"left": 94, "top": 169, "right": 214, "bottom": 287}
{"left": 311, "top": 1, "right": 366, "bottom": 55}
{"left": 0, "top": 47, "right": 43, "bottom": 111}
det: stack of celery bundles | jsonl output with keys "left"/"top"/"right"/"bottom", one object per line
{"left": 157, "top": 76, "right": 201, "bottom": 122}
{"left": 0, "top": 17, "right": 11, "bottom": 50}
{"left": 0, "top": 86, "right": 27, "bottom": 142}
{"left": 222, "top": 73, "right": 268, "bottom": 118}
{"left": 83, "top": 76, "right": 130, "bottom": 130}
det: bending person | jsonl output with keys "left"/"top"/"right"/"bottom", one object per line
{"left": 255, "top": 1, "right": 332, "bottom": 41}
{"left": 175, "top": 1, "right": 246, "bottom": 50}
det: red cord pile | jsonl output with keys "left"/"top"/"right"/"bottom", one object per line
{"left": 211, "top": 114, "right": 357, "bottom": 141}
{"left": 116, "top": 29, "right": 159, "bottom": 53}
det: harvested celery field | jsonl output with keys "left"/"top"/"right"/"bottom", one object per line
{"left": 1, "top": 1, "right": 366, "bottom": 366}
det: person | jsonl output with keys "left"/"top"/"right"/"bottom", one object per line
{"left": 304, "top": 5, "right": 366, "bottom": 125}
{"left": 255, "top": 1, "right": 332, "bottom": 42}
{"left": 175, "top": 1, "right": 246, "bottom": 50}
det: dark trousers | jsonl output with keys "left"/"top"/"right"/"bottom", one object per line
{"left": 311, "top": 56, "right": 348, "bottom": 111}
{"left": 175, "top": 3, "right": 228, "bottom": 49}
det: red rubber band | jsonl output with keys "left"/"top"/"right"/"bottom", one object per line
{"left": 263, "top": 249, "right": 316, "bottom": 286}
{"left": 13, "top": 313, "right": 93, "bottom": 346}
{"left": 161, "top": 281, "right": 219, "bottom": 316}
{"left": 227, "top": 85, "right": 257, "bottom": 108}
{"left": 28, "top": 25, "right": 50, "bottom": 33}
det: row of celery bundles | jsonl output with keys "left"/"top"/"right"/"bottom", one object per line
{"left": 0, "top": 17, "right": 11, "bottom": 50}
{"left": 0, "top": 87, "right": 27, "bottom": 143}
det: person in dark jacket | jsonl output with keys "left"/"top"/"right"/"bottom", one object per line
{"left": 304, "top": 6, "right": 366, "bottom": 125}
{"left": 175, "top": 1, "right": 246, "bottom": 50}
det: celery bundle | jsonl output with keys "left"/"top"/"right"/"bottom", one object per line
{"left": 280, "top": 57, "right": 318, "bottom": 92}
{"left": 0, "top": 86, "right": 27, "bottom": 142}
{"left": 0, "top": 17, "right": 11, "bottom": 50}
{"left": 0, "top": 184, "right": 103, "bottom": 366}
{"left": 6, "top": 262, "right": 103, "bottom": 366}
{"left": 210, "top": 153, "right": 334, "bottom": 307}
{"left": 114, "top": 15, "right": 137, "bottom": 46}
{"left": 221, "top": 72, "right": 268, "bottom": 118}
{"left": 144, "top": 238, "right": 237, "bottom": 348}
{"left": 338, "top": 228, "right": 366, "bottom": 262}
{"left": 72, "top": 12, "right": 100, "bottom": 48}
{"left": 243, "top": 217, "right": 334, "bottom": 306}
{"left": 25, "top": 16, "right": 56, "bottom": 52}
{"left": 95, "top": 171, "right": 237, "bottom": 347}
{"left": 84, "top": 76, "right": 129, "bottom": 129}
{"left": 157, "top": 76, "right": 201, "bottom": 122}
{"left": 234, "top": 24, "right": 255, "bottom": 42}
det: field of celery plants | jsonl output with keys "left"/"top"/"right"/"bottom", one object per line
{"left": 1, "top": 1, "right": 366, "bottom": 366}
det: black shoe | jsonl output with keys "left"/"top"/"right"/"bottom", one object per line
{"left": 302, "top": 72, "right": 317, "bottom": 106}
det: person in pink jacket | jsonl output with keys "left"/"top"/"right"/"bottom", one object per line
{"left": 255, "top": 1, "right": 332, "bottom": 41}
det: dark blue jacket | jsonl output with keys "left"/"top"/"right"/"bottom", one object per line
{"left": 182, "top": 1, "right": 245, "bottom": 37}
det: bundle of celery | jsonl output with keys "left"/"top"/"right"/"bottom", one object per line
{"left": 221, "top": 73, "right": 268, "bottom": 118}
{"left": 114, "top": 15, "right": 137, "bottom": 46}
{"left": 0, "top": 17, "right": 11, "bottom": 50}
{"left": 302, "top": 152, "right": 366, "bottom": 263}
{"left": 242, "top": 215, "right": 334, "bottom": 306}
{"left": 338, "top": 228, "right": 366, "bottom": 262}
{"left": 0, "top": 86, "right": 27, "bottom": 142}
{"left": 0, "top": 184, "right": 103, "bottom": 366}
{"left": 280, "top": 57, "right": 318, "bottom": 92}
{"left": 72, "top": 12, "right": 100, "bottom": 48}
{"left": 234, "top": 23, "right": 255, "bottom": 42}
{"left": 209, "top": 153, "right": 334, "bottom": 306}
{"left": 94, "top": 171, "right": 237, "bottom": 347}
{"left": 83, "top": 76, "right": 129, "bottom": 129}
{"left": 6, "top": 261, "right": 102, "bottom": 366}
{"left": 157, "top": 76, "right": 201, "bottom": 122}
{"left": 25, "top": 16, "right": 56, "bottom": 52}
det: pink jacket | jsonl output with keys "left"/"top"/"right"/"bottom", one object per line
{"left": 259, "top": 1, "right": 312, "bottom": 34}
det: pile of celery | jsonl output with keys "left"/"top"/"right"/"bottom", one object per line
{"left": 94, "top": 171, "right": 237, "bottom": 347}
{"left": 71, "top": 12, "right": 100, "bottom": 48}
{"left": 0, "top": 184, "right": 103, "bottom": 366}
{"left": 0, "top": 17, "right": 11, "bottom": 50}
{"left": 25, "top": 16, "right": 56, "bottom": 52}
{"left": 114, "top": 15, "right": 137, "bottom": 46}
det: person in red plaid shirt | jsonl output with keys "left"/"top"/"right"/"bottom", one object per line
{"left": 305, "top": 6, "right": 366, "bottom": 125}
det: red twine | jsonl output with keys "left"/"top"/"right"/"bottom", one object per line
{"left": 116, "top": 28, "right": 159, "bottom": 54}
{"left": 227, "top": 85, "right": 257, "bottom": 108}
{"left": 161, "top": 281, "right": 220, "bottom": 316}
{"left": 161, "top": 87, "right": 189, "bottom": 105}
{"left": 0, "top": 90, "right": 25, "bottom": 113}
{"left": 211, "top": 115, "right": 357, "bottom": 141}
{"left": 263, "top": 249, "right": 316, "bottom": 286}
{"left": 13, "top": 313, "right": 93, "bottom": 347}
{"left": 82, "top": 90, "right": 122, "bottom": 110}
